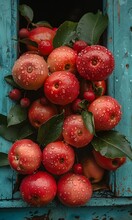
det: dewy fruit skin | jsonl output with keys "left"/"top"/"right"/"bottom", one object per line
{"left": 76, "top": 45, "right": 115, "bottom": 81}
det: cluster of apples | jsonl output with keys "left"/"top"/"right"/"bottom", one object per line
{"left": 7, "top": 25, "right": 126, "bottom": 207}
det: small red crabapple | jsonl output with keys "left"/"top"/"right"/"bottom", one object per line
{"left": 19, "top": 28, "right": 29, "bottom": 39}
{"left": 73, "top": 163, "right": 83, "bottom": 175}
{"left": 73, "top": 40, "right": 88, "bottom": 53}
{"left": 38, "top": 40, "right": 54, "bottom": 56}
{"left": 8, "top": 88, "right": 22, "bottom": 101}
{"left": 83, "top": 90, "right": 96, "bottom": 103}
{"left": 20, "top": 97, "right": 30, "bottom": 108}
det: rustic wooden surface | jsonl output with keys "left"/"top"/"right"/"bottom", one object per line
{"left": 0, "top": 0, "right": 132, "bottom": 219}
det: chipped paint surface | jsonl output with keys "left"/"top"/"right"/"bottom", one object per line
{"left": 0, "top": 206, "right": 132, "bottom": 220}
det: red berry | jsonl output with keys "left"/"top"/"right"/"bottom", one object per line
{"left": 8, "top": 88, "right": 22, "bottom": 101}
{"left": 38, "top": 40, "right": 54, "bottom": 56}
{"left": 20, "top": 97, "right": 30, "bottom": 108}
{"left": 19, "top": 28, "right": 29, "bottom": 39}
{"left": 73, "top": 40, "right": 88, "bottom": 53}
{"left": 73, "top": 163, "right": 83, "bottom": 175}
{"left": 83, "top": 91, "right": 96, "bottom": 102}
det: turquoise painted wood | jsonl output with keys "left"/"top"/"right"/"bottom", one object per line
{"left": 0, "top": 0, "right": 132, "bottom": 219}
{"left": 105, "top": 0, "right": 132, "bottom": 197}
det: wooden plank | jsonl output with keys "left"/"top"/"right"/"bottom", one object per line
{"left": 106, "top": 0, "right": 132, "bottom": 197}
{"left": 0, "top": 0, "right": 18, "bottom": 200}
{"left": 0, "top": 205, "right": 132, "bottom": 220}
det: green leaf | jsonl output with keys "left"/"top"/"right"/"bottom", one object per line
{"left": 4, "top": 75, "right": 21, "bottom": 88}
{"left": 81, "top": 110, "right": 95, "bottom": 135}
{"left": 0, "top": 114, "right": 19, "bottom": 141}
{"left": 53, "top": 21, "right": 78, "bottom": 48}
{"left": 18, "top": 123, "right": 36, "bottom": 140}
{"left": 32, "top": 21, "right": 52, "bottom": 28}
{"left": 76, "top": 11, "right": 108, "bottom": 45}
{"left": 19, "top": 38, "right": 38, "bottom": 48}
{"left": 0, "top": 114, "right": 34, "bottom": 142}
{"left": 19, "top": 4, "right": 34, "bottom": 23}
{"left": 37, "top": 112, "right": 64, "bottom": 147}
{"left": 91, "top": 130, "right": 132, "bottom": 160}
{"left": 7, "top": 104, "right": 27, "bottom": 126}
{"left": 0, "top": 152, "right": 9, "bottom": 167}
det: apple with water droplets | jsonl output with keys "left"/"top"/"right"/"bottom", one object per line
{"left": 47, "top": 45, "right": 77, "bottom": 74}
{"left": 8, "top": 139, "right": 42, "bottom": 174}
{"left": 57, "top": 172, "right": 93, "bottom": 207}
{"left": 62, "top": 114, "right": 94, "bottom": 148}
{"left": 12, "top": 53, "right": 48, "bottom": 90}
{"left": 28, "top": 98, "right": 58, "bottom": 129}
{"left": 76, "top": 45, "right": 115, "bottom": 81}
{"left": 27, "top": 26, "right": 56, "bottom": 52}
{"left": 42, "top": 141, "right": 75, "bottom": 175}
{"left": 93, "top": 149, "right": 126, "bottom": 171}
{"left": 44, "top": 71, "right": 80, "bottom": 105}
{"left": 88, "top": 95, "right": 122, "bottom": 131}
{"left": 20, "top": 171, "right": 57, "bottom": 206}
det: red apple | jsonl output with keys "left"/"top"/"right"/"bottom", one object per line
{"left": 76, "top": 45, "right": 115, "bottom": 81}
{"left": 28, "top": 98, "right": 58, "bottom": 129}
{"left": 28, "top": 26, "right": 56, "bottom": 51}
{"left": 88, "top": 95, "right": 122, "bottom": 131}
{"left": 20, "top": 171, "right": 57, "bottom": 206}
{"left": 93, "top": 149, "right": 126, "bottom": 171}
{"left": 47, "top": 46, "right": 77, "bottom": 74}
{"left": 81, "top": 153, "right": 105, "bottom": 183}
{"left": 57, "top": 172, "right": 93, "bottom": 207}
{"left": 42, "top": 141, "right": 75, "bottom": 175}
{"left": 44, "top": 71, "right": 80, "bottom": 105}
{"left": 8, "top": 139, "right": 42, "bottom": 174}
{"left": 12, "top": 53, "right": 48, "bottom": 90}
{"left": 62, "top": 114, "right": 94, "bottom": 148}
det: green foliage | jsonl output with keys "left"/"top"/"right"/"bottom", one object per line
{"left": 4, "top": 75, "right": 20, "bottom": 88}
{"left": 0, "top": 114, "right": 35, "bottom": 142}
{"left": 19, "top": 4, "right": 34, "bottom": 24}
{"left": 53, "top": 11, "right": 108, "bottom": 48}
{"left": 32, "top": 21, "right": 52, "bottom": 28}
{"left": 19, "top": 38, "right": 38, "bottom": 48}
{"left": 76, "top": 11, "right": 108, "bottom": 45}
{"left": 7, "top": 104, "right": 27, "bottom": 126}
{"left": 91, "top": 130, "right": 132, "bottom": 160}
{"left": 37, "top": 112, "right": 64, "bottom": 147}
{"left": 53, "top": 21, "right": 78, "bottom": 48}
{"left": 81, "top": 110, "right": 95, "bottom": 135}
